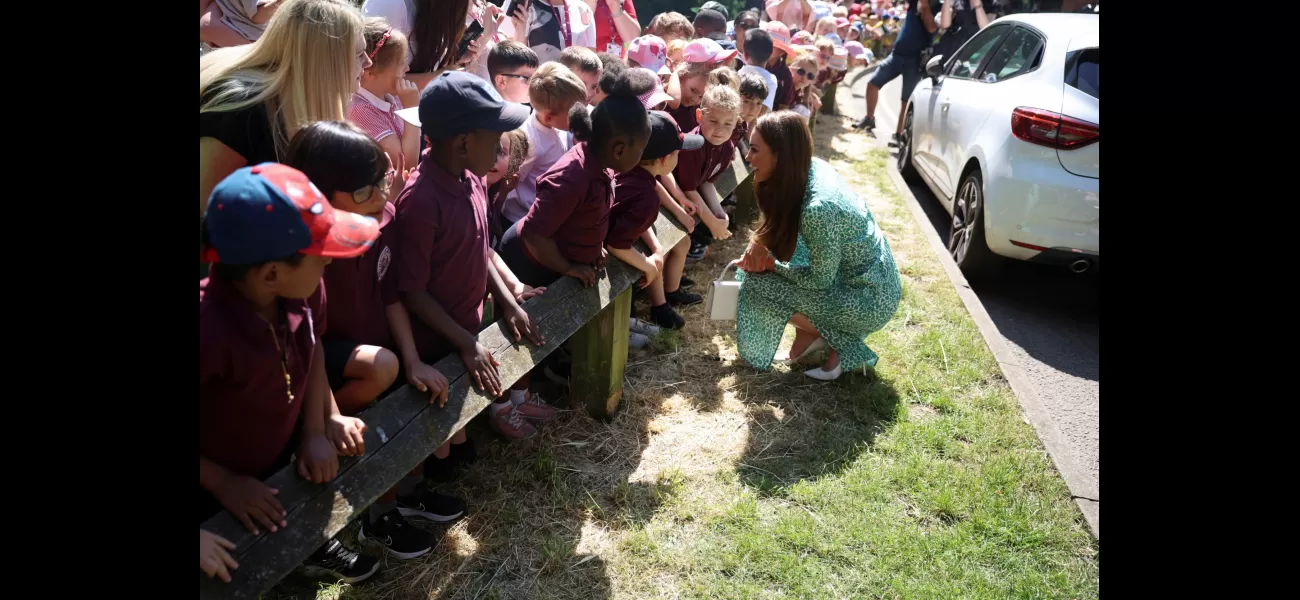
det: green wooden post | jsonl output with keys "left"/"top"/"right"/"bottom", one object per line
{"left": 821, "top": 82, "right": 838, "bottom": 116}
{"left": 570, "top": 286, "right": 632, "bottom": 419}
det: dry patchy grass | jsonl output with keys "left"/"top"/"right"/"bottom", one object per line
{"left": 263, "top": 113, "right": 1099, "bottom": 600}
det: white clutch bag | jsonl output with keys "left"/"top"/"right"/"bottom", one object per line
{"left": 705, "top": 260, "right": 743, "bottom": 321}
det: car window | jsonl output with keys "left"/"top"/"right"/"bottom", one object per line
{"left": 1067, "top": 48, "right": 1099, "bottom": 99}
{"left": 977, "top": 27, "right": 1045, "bottom": 83}
{"left": 945, "top": 24, "right": 1011, "bottom": 80}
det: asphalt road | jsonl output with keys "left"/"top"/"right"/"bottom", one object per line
{"left": 833, "top": 67, "right": 1100, "bottom": 514}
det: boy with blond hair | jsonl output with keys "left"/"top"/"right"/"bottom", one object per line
{"left": 501, "top": 62, "right": 588, "bottom": 229}
{"left": 648, "top": 12, "right": 695, "bottom": 45}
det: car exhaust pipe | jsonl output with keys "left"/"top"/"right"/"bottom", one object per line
{"left": 1069, "top": 259, "right": 1091, "bottom": 274}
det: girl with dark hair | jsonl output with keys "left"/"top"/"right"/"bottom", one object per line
{"left": 498, "top": 82, "right": 650, "bottom": 290}
{"left": 285, "top": 121, "right": 470, "bottom": 558}
{"left": 362, "top": 0, "right": 477, "bottom": 89}
{"left": 735, "top": 111, "right": 902, "bottom": 382}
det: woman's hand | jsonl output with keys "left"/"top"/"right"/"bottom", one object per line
{"left": 740, "top": 242, "right": 774, "bottom": 273}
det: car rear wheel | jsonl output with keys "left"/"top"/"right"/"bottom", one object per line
{"left": 948, "top": 170, "right": 1001, "bottom": 279}
{"left": 897, "top": 106, "right": 920, "bottom": 183}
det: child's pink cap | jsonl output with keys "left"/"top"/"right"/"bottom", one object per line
{"left": 682, "top": 38, "right": 738, "bottom": 65}
{"left": 633, "top": 68, "right": 675, "bottom": 109}
{"left": 836, "top": 17, "right": 851, "bottom": 28}
{"left": 628, "top": 35, "right": 671, "bottom": 75}
{"left": 843, "top": 41, "right": 866, "bottom": 58}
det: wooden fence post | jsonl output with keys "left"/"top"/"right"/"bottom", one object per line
{"left": 570, "top": 285, "right": 632, "bottom": 419}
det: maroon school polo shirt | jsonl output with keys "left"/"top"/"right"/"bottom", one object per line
{"left": 516, "top": 142, "right": 614, "bottom": 266}
{"left": 668, "top": 103, "right": 700, "bottom": 138}
{"left": 673, "top": 126, "right": 737, "bottom": 193}
{"left": 606, "top": 167, "right": 660, "bottom": 250}
{"left": 199, "top": 276, "right": 326, "bottom": 478}
{"left": 771, "top": 59, "right": 796, "bottom": 109}
{"left": 392, "top": 152, "right": 491, "bottom": 359}
{"left": 322, "top": 202, "right": 398, "bottom": 348}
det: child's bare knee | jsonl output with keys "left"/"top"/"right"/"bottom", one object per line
{"left": 348, "top": 345, "right": 400, "bottom": 388}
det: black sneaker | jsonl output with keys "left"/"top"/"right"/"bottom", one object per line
{"left": 888, "top": 133, "right": 902, "bottom": 147}
{"left": 665, "top": 289, "right": 704, "bottom": 307}
{"left": 685, "top": 242, "right": 709, "bottom": 265}
{"left": 397, "top": 480, "right": 467, "bottom": 523}
{"left": 853, "top": 115, "right": 875, "bottom": 130}
{"left": 301, "top": 539, "right": 381, "bottom": 583}
{"left": 679, "top": 275, "right": 696, "bottom": 290}
{"left": 358, "top": 509, "right": 436, "bottom": 560}
{"left": 650, "top": 303, "right": 685, "bottom": 330}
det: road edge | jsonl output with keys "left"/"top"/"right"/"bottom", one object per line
{"left": 882, "top": 161, "right": 1099, "bottom": 540}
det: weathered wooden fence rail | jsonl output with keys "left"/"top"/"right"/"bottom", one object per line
{"left": 200, "top": 156, "right": 755, "bottom": 599}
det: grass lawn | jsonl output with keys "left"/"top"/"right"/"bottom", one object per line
{"left": 266, "top": 121, "right": 1099, "bottom": 600}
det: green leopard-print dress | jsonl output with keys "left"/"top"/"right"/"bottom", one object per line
{"left": 736, "top": 158, "right": 902, "bottom": 372}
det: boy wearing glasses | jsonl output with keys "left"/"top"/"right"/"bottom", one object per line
{"left": 488, "top": 41, "right": 539, "bottom": 105}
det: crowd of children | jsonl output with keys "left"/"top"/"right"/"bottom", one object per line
{"left": 200, "top": 0, "right": 868, "bottom": 587}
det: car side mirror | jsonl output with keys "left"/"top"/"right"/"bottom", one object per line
{"left": 926, "top": 55, "right": 945, "bottom": 83}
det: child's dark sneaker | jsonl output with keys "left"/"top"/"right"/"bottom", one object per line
{"left": 513, "top": 390, "right": 559, "bottom": 422}
{"left": 489, "top": 401, "right": 539, "bottom": 439}
{"left": 397, "top": 479, "right": 468, "bottom": 523}
{"left": 666, "top": 288, "right": 704, "bottom": 307}
{"left": 685, "top": 242, "right": 709, "bottom": 265}
{"left": 678, "top": 275, "right": 696, "bottom": 290}
{"left": 358, "top": 509, "right": 436, "bottom": 559}
{"left": 650, "top": 303, "right": 685, "bottom": 330}
{"left": 301, "top": 539, "right": 381, "bottom": 583}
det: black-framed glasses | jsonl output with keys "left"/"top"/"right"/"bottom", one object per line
{"left": 501, "top": 73, "right": 531, "bottom": 83}
{"left": 351, "top": 168, "right": 397, "bottom": 204}
{"left": 795, "top": 67, "right": 813, "bottom": 78}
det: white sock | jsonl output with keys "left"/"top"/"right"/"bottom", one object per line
{"left": 493, "top": 399, "right": 512, "bottom": 412}
{"left": 510, "top": 389, "right": 527, "bottom": 405}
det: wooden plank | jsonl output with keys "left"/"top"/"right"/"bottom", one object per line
{"left": 570, "top": 286, "right": 632, "bottom": 419}
{"left": 200, "top": 205, "right": 693, "bottom": 599}
{"left": 820, "top": 81, "right": 839, "bottom": 116}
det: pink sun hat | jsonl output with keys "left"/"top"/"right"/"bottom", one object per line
{"left": 760, "top": 20, "right": 795, "bottom": 56}
{"left": 628, "top": 35, "right": 671, "bottom": 75}
{"left": 843, "top": 41, "right": 866, "bottom": 59}
{"left": 682, "top": 38, "right": 738, "bottom": 65}
{"left": 633, "top": 68, "right": 674, "bottom": 109}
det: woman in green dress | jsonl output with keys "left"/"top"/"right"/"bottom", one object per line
{"left": 736, "top": 111, "right": 901, "bottom": 381}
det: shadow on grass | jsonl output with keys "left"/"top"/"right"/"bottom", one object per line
{"left": 735, "top": 364, "right": 901, "bottom": 496}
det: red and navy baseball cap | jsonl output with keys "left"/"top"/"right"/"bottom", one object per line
{"left": 201, "top": 163, "right": 381, "bottom": 264}
{"left": 641, "top": 111, "right": 705, "bottom": 162}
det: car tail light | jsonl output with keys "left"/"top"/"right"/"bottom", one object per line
{"left": 1011, "top": 107, "right": 1099, "bottom": 150}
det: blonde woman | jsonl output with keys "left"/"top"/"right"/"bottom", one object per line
{"left": 200, "top": 0, "right": 370, "bottom": 218}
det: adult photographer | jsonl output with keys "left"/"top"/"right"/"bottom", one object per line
{"left": 934, "top": 0, "right": 992, "bottom": 69}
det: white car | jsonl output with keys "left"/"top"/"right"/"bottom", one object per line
{"left": 898, "top": 13, "right": 1098, "bottom": 276}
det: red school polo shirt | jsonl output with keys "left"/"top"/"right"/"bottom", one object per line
{"left": 673, "top": 126, "right": 737, "bottom": 193}
{"left": 199, "top": 275, "right": 326, "bottom": 479}
{"left": 731, "top": 119, "right": 749, "bottom": 145}
{"left": 515, "top": 141, "right": 614, "bottom": 266}
{"left": 606, "top": 166, "right": 661, "bottom": 250}
{"left": 770, "top": 59, "right": 797, "bottom": 109}
{"left": 322, "top": 202, "right": 398, "bottom": 348}
{"left": 391, "top": 152, "right": 492, "bottom": 359}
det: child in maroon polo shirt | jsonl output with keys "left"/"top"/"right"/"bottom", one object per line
{"left": 607, "top": 111, "right": 705, "bottom": 330}
{"left": 199, "top": 163, "right": 382, "bottom": 583}
{"left": 735, "top": 71, "right": 771, "bottom": 153}
{"left": 500, "top": 85, "right": 651, "bottom": 290}
{"left": 287, "top": 121, "right": 465, "bottom": 561}
{"left": 392, "top": 72, "right": 548, "bottom": 441}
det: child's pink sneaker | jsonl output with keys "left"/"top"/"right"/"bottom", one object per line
{"left": 489, "top": 402, "right": 538, "bottom": 440}
{"left": 513, "top": 391, "right": 559, "bottom": 422}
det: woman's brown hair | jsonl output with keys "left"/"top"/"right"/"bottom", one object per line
{"left": 752, "top": 111, "right": 814, "bottom": 262}
{"left": 410, "top": 0, "right": 470, "bottom": 73}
